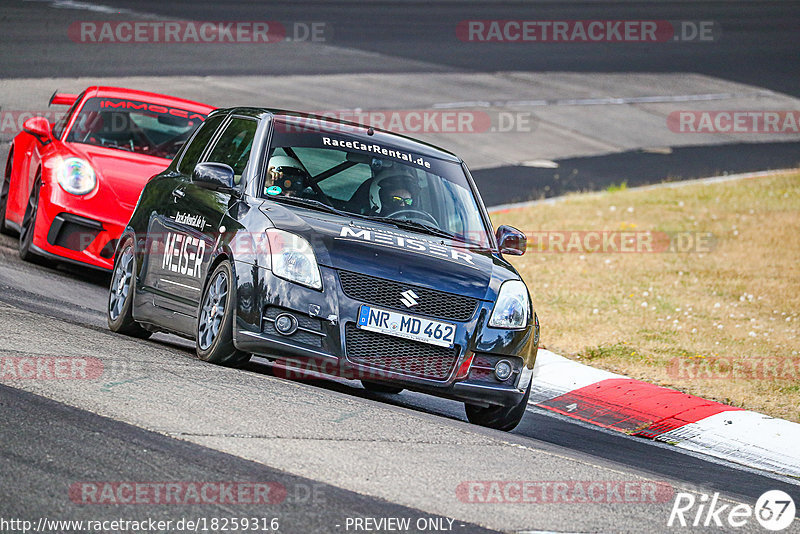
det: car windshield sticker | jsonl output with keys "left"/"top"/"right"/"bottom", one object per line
{"left": 269, "top": 122, "right": 459, "bottom": 178}
{"left": 322, "top": 136, "right": 432, "bottom": 169}
{"left": 96, "top": 98, "right": 206, "bottom": 122}
{"left": 266, "top": 185, "right": 282, "bottom": 196}
{"left": 337, "top": 225, "right": 476, "bottom": 267}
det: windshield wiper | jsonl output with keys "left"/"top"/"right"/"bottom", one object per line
{"left": 361, "top": 215, "right": 460, "bottom": 241}
{"left": 97, "top": 140, "right": 134, "bottom": 152}
{"left": 267, "top": 195, "right": 349, "bottom": 217}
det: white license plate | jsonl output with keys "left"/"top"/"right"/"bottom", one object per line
{"left": 357, "top": 305, "right": 456, "bottom": 348}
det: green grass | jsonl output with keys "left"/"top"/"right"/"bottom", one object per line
{"left": 492, "top": 171, "right": 800, "bottom": 422}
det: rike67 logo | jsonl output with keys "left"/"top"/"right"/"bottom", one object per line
{"left": 668, "top": 490, "right": 796, "bottom": 531}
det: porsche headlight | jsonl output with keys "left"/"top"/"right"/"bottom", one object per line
{"left": 489, "top": 280, "right": 530, "bottom": 329}
{"left": 266, "top": 229, "right": 322, "bottom": 290}
{"left": 56, "top": 157, "right": 96, "bottom": 195}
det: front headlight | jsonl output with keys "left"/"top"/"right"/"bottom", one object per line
{"left": 489, "top": 280, "right": 530, "bottom": 329}
{"left": 266, "top": 229, "right": 322, "bottom": 290}
{"left": 56, "top": 157, "right": 96, "bottom": 195}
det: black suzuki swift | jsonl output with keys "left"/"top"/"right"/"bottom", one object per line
{"left": 107, "top": 108, "right": 539, "bottom": 431}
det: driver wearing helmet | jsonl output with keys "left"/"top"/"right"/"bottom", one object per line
{"left": 266, "top": 154, "right": 310, "bottom": 197}
{"left": 369, "top": 171, "right": 419, "bottom": 217}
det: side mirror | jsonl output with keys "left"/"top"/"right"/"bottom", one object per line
{"left": 496, "top": 225, "right": 527, "bottom": 256}
{"left": 192, "top": 162, "right": 237, "bottom": 194}
{"left": 22, "top": 117, "right": 53, "bottom": 144}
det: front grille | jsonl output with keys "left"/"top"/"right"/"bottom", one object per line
{"left": 338, "top": 270, "right": 478, "bottom": 321}
{"left": 345, "top": 323, "right": 458, "bottom": 381}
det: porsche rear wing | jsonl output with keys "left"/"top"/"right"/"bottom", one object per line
{"left": 49, "top": 91, "right": 79, "bottom": 106}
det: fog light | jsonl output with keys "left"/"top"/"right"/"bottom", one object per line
{"left": 494, "top": 360, "right": 513, "bottom": 381}
{"left": 274, "top": 313, "right": 298, "bottom": 335}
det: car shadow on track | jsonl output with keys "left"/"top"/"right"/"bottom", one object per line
{"left": 0, "top": 234, "right": 111, "bottom": 286}
{"left": 243, "top": 356, "right": 472, "bottom": 424}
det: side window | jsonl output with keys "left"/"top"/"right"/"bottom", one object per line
{"left": 205, "top": 117, "right": 258, "bottom": 183}
{"left": 177, "top": 114, "right": 225, "bottom": 175}
{"left": 288, "top": 147, "right": 372, "bottom": 201}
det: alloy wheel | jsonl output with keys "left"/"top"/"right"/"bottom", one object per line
{"left": 108, "top": 246, "right": 134, "bottom": 321}
{"left": 198, "top": 270, "right": 228, "bottom": 350}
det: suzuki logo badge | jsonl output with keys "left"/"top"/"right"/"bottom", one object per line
{"left": 400, "top": 289, "right": 419, "bottom": 308}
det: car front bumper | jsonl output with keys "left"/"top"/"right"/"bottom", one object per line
{"left": 31, "top": 181, "right": 129, "bottom": 271}
{"left": 231, "top": 261, "right": 538, "bottom": 408}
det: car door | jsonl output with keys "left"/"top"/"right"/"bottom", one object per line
{"left": 144, "top": 113, "right": 227, "bottom": 325}
{"left": 157, "top": 115, "right": 260, "bottom": 325}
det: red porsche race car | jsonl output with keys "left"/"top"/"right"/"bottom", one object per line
{"left": 0, "top": 86, "right": 214, "bottom": 270}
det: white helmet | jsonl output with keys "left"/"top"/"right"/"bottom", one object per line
{"left": 368, "top": 170, "right": 416, "bottom": 213}
{"left": 267, "top": 155, "right": 308, "bottom": 193}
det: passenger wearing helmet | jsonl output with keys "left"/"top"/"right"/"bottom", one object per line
{"left": 369, "top": 171, "right": 419, "bottom": 216}
{"left": 266, "top": 154, "right": 310, "bottom": 196}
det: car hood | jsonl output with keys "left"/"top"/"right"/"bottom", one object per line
{"left": 259, "top": 204, "right": 502, "bottom": 301}
{"left": 67, "top": 143, "right": 171, "bottom": 211}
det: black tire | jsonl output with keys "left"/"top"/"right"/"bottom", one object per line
{"left": 107, "top": 239, "right": 151, "bottom": 339}
{"left": 464, "top": 378, "right": 532, "bottom": 431}
{"left": 361, "top": 380, "right": 404, "bottom": 394}
{"left": 18, "top": 173, "right": 46, "bottom": 264}
{"left": 0, "top": 149, "right": 14, "bottom": 236}
{"left": 196, "top": 261, "right": 251, "bottom": 367}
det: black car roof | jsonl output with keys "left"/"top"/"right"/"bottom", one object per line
{"left": 211, "top": 107, "right": 464, "bottom": 164}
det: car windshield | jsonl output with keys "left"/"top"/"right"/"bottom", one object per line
{"left": 66, "top": 96, "right": 207, "bottom": 159}
{"left": 262, "top": 119, "right": 491, "bottom": 248}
